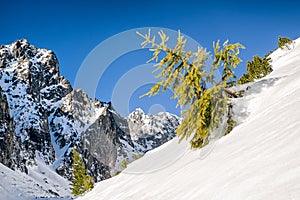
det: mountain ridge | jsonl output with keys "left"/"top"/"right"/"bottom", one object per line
{"left": 0, "top": 39, "right": 180, "bottom": 198}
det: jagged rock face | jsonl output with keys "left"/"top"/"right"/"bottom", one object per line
{"left": 49, "top": 89, "right": 105, "bottom": 149}
{"left": 126, "top": 108, "right": 180, "bottom": 152}
{"left": 49, "top": 89, "right": 114, "bottom": 181}
{"left": 52, "top": 90, "right": 138, "bottom": 181}
{"left": 0, "top": 39, "right": 73, "bottom": 172}
{"left": 0, "top": 88, "right": 15, "bottom": 169}
{"left": 0, "top": 39, "right": 180, "bottom": 183}
{"left": 80, "top": 105, "right": 122, "bottom": 181}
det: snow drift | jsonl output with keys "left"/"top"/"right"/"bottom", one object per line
{"left": 78, "top": 38, "right": 300, "bottom": 200}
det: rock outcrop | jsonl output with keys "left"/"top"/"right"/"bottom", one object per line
{"left": 0, "top": 39, "right": 180, "bottom": 183}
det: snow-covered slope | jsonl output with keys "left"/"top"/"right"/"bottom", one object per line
{"left": 0, "top": 161, "right": 71, "bottom": 199}
{"left": 78, "top": 38, "right": 300, "bottom": 200}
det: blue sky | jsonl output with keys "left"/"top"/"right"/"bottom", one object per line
{"left": 2, "top": 0, "right": 300, "bottom": 116}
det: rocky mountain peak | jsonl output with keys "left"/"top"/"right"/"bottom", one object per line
{"left": 0, "top": 39, "right": 180, "bottom": 185}
{"left": 126, "top": 108, "right": 180, "bottom": 151}
{"left": 0, "top": 39, "right": 73, "bottom": 172}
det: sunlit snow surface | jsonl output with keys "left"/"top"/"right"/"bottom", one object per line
{"left": 0, "top": 159, "right": 71, "bottom": 199}
{"left": 78, "top": 39, "right": 300, "bottom": 200}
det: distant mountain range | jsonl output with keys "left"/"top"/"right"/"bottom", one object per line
{"left": 0, "top": 39, "right": 179, "bottom": 191}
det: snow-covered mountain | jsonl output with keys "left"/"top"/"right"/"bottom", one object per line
{"left": 0, "top": 39, "right": 180, "bottom": 199}
{"left": 127, "top": 108, "right": 179, "bottom": 152}
{"left": 78, "top": 38, "right": 300, "bottom": 200}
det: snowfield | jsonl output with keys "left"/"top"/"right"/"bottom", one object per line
{"left": 0, "top": 160, "right": 71, "bottom": 200}
{"left": 78, "top": 38, "right": 300, "bottom": 200}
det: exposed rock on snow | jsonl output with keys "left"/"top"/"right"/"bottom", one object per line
{"left": 0, "top": 39, "right": 180, "bottom": 198}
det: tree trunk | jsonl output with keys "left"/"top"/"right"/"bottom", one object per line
{"left": 224, "top": 88, "right": 238, "bottom": 98}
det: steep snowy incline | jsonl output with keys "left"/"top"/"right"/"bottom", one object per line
{"left": 78, "top": 38, "right": 300, "bottom": 200}
{"left": 0, "top": 162, "right": 71, "bottom": 199}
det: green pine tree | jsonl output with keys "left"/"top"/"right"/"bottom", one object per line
{"left": 237, "top": 73, "right": 253, "bottom": 84}
{"left": 278, "top": 36, "right": 293, "bottom": 50}
{"left": 70, "top": 148, "right": 94, "bottom": 196}
{"left": 237, "top": 55, "right": 272, "bottom": 84}
{"left": 137, "top": 30, "right": 244, "bottom": 148}
{"left": 246, "top": 55, "right": 272, "bottom": 80}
